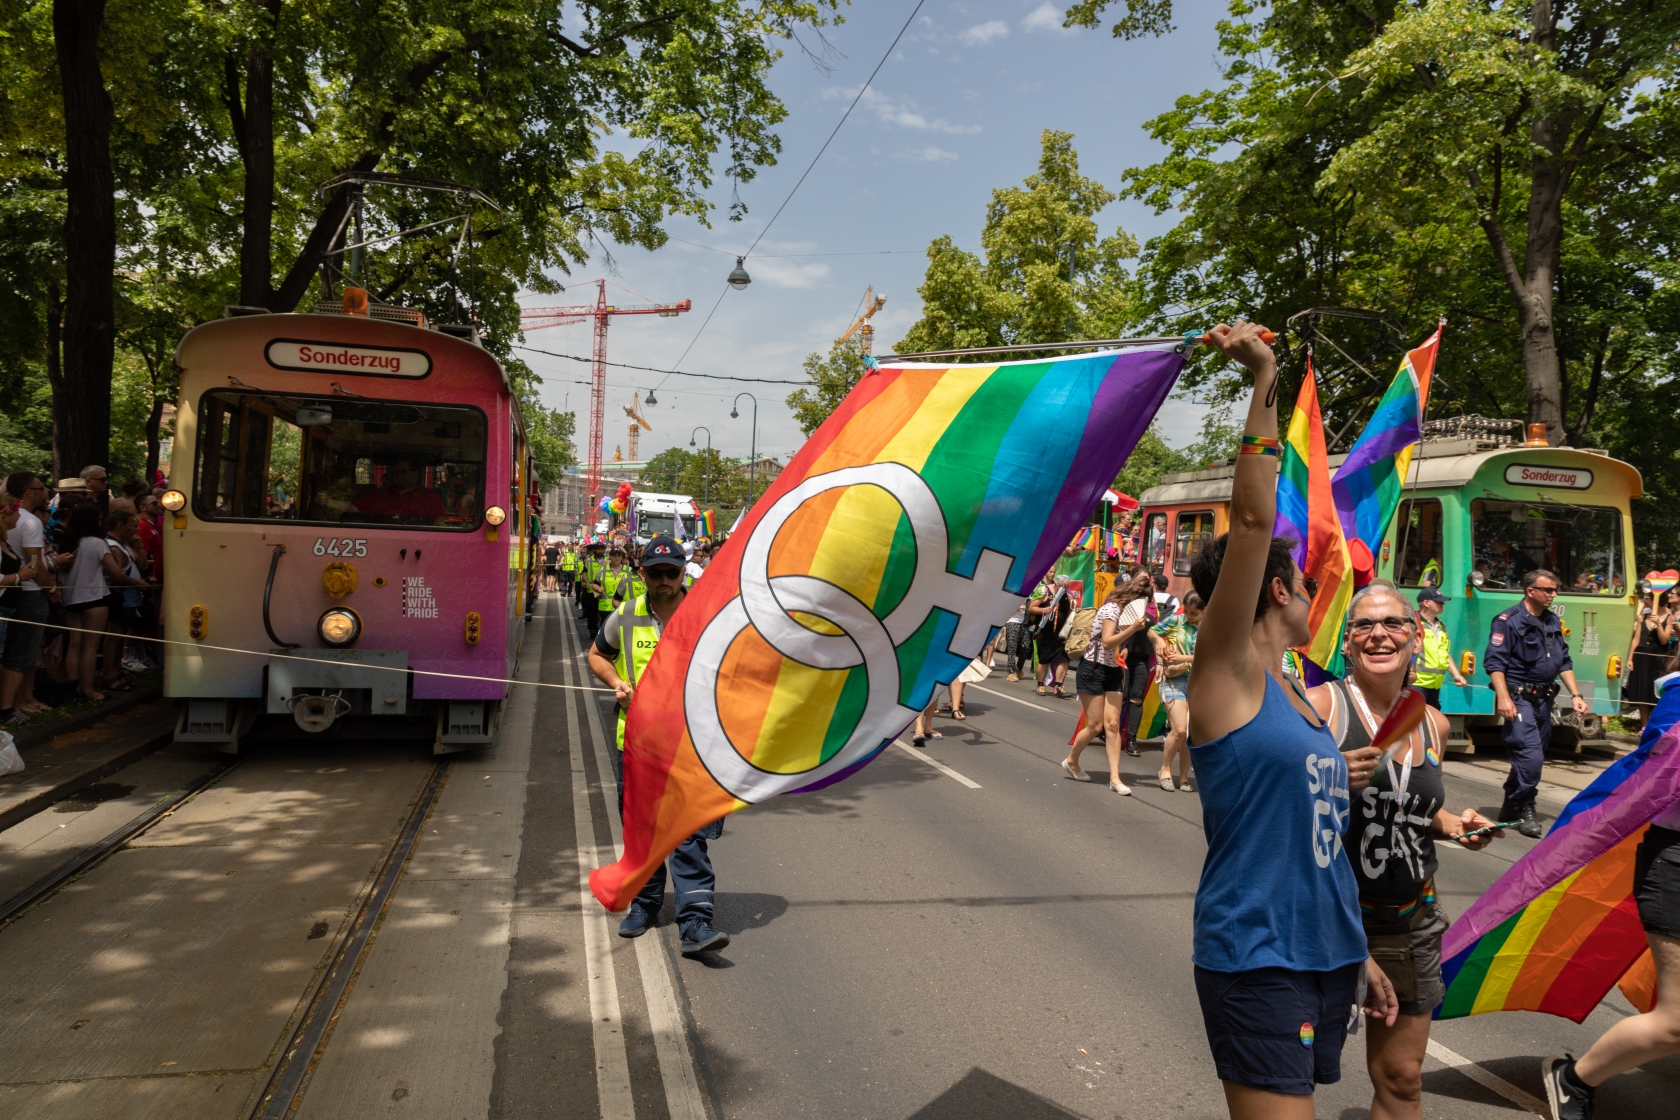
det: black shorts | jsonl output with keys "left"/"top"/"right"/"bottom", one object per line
{"left": 1635, "top": 826, "right": 1680, "bottom": 939}
{"left": 1075, "top": 658, "right": 1125, "bottom": 696}
{"left": 1193, "top": 962, "right": 1361, "bottom": 1096}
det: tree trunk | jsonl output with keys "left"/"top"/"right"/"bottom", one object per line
{"left": 1519, "top": 0, "right": 1565, "bottom": 445}
{"left": 237, "top": 0, "right": 282, "bottom": 308}
{"left": 44, "top": 278, "right": 65, "bottom": 481}
{"left": 53, "top": 0, "right": 115, "bottom": 477}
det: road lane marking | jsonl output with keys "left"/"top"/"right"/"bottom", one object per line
{"left": 893, "top": 739, "right": 982, "bottom": 788}
{"left": 568, "top": 621, "right": 711, "bottom": 1120}
{"left": 969, "top": 683, "right": 1056, "bottom": 713}
{"left": 1425, "top": 1039, "right": 1546, "bottom": 1114}
{"left": 563, "top": 627, "right": 637, "bottom": 1120}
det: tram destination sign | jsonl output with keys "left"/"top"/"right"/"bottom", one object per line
{"left": 265, "top": 338, "right": 432, "bottom": 378}
{"left": 1504, "top": 462, "right": 1593, "bottom": 490}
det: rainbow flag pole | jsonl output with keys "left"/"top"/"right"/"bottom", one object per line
{"left": 1274, "top": 351, "right": 1354, "bottom": 676}
{"left": 590, "top": 343, "right": 1188, "bottom": 910}
{"left": 1331, "top": 323, "right": 1441, "bottom": 558}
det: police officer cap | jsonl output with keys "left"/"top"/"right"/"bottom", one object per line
{"left": 1416, "top": 587, "right": 1449, "bottom": 604}
{"left": 641, "top": 534, "right": 684, "bottom": 569}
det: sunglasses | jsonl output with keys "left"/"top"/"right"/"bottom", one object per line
{"left": 1529, "top": 585, "right": 1559, "bottom": 595}
{"left": 1348, "top": 616, "right": 1416, "bottom": 638}
{"left": 643, "top": 567, "right": 684, "bottom": 581}
{"left": 1297, "top": 575, "right": 1319, "bottom": 601}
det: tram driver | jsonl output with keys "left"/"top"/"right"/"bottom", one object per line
{"left": 319, "top": 456, "right": 447, "bottom": 524}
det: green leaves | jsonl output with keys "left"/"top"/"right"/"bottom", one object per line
{"left": 786, "top": 346, "right": 867, "bottom": 436}
{"left": 896, "top": 130, "right": 1141, "bottom": 357}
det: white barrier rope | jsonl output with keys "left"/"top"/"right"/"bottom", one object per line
{"left": 0, "top": 614, "right": 615, "bottom": 693}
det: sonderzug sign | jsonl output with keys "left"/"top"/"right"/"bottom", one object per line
{"left": 1504, "top": 462, "right": 1594, "bottom": 490}
{"left": 264, "top": 338, "right": 432, "bottom": 378}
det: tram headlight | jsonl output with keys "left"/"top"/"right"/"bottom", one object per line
{"left": 485, "top": 505, "right": 507, "bottom": 526}
{"left": 161, "top": 490, "right": 185, "bottom": 511}
{"left": 317, "top": 607, "right": 362, "bottom": 647}
{"left": 1469, "top": 570, "right": 1486, "bottom": 588}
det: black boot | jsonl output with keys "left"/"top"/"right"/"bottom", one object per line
{"left": 1516, "top": 801, "right": 1544, "bottom": 839}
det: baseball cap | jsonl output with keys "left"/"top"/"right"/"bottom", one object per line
{"left": 1416, "top": 587, "right": 1449, "bottom": 604}
{"left": 641, "top": 534, "right": 684, "bottom": 569}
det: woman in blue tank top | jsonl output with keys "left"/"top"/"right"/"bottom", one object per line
{"left": 1186, "top": 323, "right": 1397, "bottom": 1118}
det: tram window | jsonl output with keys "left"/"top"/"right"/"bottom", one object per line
{"left": 1143, "top": 513, "right": 1168, "bottom": 574}
{"left": 1394, "top": 499, "right": 1445, "bottom": 587}
{"left": 1173, "top": 510, "right": 1215, "bottom": 576}
{"left": 193, "top": 390, "right": 487, "bottom": 530}
{"left": 1469, "top": 499, "right": 1625, "bottom": 595}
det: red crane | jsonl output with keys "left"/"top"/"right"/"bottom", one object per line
{"left": 520, "top": 280, "right": 691, "bottom": 518}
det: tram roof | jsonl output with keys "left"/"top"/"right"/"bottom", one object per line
{"left": 1138, "top": 438, "right": 1643, "bottom": 507}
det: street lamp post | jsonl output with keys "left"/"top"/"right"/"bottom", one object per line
{"left": 731, "top": 393, "right": 759, "bottom": 508}
{"left": 688, "top": 425, "right": 712, "bottom": 508}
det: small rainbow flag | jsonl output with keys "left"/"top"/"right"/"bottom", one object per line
{"left": 1438, "top": 678, "right": 1680, "bottom": 1021}
{"left": 701, "top": 509, "right": 717, "bottom": 538}
{"left": 1331, "top": 324, "right": 1440, "bottom": 557}
{"left": 1070, "top": 525, "right": 1096, "bottom": 550}
{"left": 1275, "top": 354, "right": 1354, "bottom": 676}
{"left": 591, "top": 345, "right": 1186, "bottom": 910}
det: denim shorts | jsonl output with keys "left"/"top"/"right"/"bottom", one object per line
{"left": 1159, "top": 674, "right": 1188, "bottom": 705}
{"left": 1193, "top": 962, "right": 1361, "bottom": 1095}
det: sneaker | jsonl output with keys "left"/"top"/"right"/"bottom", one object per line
{"left": 2, "top": 710, "right": 29, "bottom": 727}
{"left": 617, "top": 908, "right": 657, "bottom": 939}
{"left": 680, "top": 925, "right": 730, "bottom": 956}
{"left": 1517, "top": 802, "right": 1544, "bottom": 839}
{"left": 1541, "top": 1054, "right": 1594, "bottom": 1120}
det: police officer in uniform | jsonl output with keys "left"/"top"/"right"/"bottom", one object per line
{"left": 588, "top": 535, "right": 729, "bottom": 956}
{"left": 1483, "top": 568, "right": 1591, "bottom": 837}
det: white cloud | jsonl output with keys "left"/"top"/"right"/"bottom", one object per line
{"left": 897, "top": 146, "right": 960, "bottom": 163}
{"left": 824, "top": 87, "right": 982, "bottom": 135}
{"left": 745, "top": 258, "right": 832, "bottom": 290}
{"left": 961, "top": 20, "right": 1010, "bottom": 45}
{"left": 1020, "top": 2, "right": 1072, "bottom": 33}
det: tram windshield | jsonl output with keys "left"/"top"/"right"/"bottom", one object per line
{"left": 1469, "top": 498, "right": 1625, "bottom": 596}
{"left": 193, "top": 390, "right": 487, "bottom": 529}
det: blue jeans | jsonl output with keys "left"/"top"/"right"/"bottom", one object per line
{"left": 610, "top": 748, "right": 719, "bottom": 938}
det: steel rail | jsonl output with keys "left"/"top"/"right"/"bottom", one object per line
{"left": 0, "top": 759, "right": 238, "bottom": 928}
{"left": 253, "top": 760, "right": 450, "bottom": 1120}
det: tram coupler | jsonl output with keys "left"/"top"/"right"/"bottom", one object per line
{"left": 174, "top": 698, "right": 259, "bottom": 754}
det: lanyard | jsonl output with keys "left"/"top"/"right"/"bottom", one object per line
{"left": 1347, "top": 680, "right": 1413, "bottom": 801}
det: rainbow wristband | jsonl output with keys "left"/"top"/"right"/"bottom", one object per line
{"left": 1238, "top": 435, "right": 1281, "bottom": 457}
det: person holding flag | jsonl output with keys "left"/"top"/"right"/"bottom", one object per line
{"left": 588, "top": 534, "right": 730, "bottom": 957}
{"left": 1307, "top": 583, "right": 1505, "bottom": 1120}
{"left": 1186, "top": 322, "right": 1396, "bottom": 1117}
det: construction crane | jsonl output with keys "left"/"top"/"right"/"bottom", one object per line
{"left": 835, "top": 286, "right": 887, "bottom": 355}
{"left": 623, "top": 393, "right": 652, "bottom": 460}
{"left": 519, "top": 280, "right": 691, "bottom": 515}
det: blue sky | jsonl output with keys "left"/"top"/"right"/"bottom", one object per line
{"left": 520, "top": 0, "right": 1234, "bottom": 471}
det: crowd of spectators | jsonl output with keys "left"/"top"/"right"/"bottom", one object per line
{"left": 0, "top": 466, "right": 164, "bottom": 726}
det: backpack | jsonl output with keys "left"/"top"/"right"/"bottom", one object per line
{"left": 1062, "top": 607, "right": 1099, "bottom": 659}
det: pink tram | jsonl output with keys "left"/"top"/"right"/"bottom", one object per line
{"left": 160, "top": 301, "right": 535, "bottom": 752}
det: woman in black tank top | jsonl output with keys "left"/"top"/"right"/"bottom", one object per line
{"left": 1307, "top": 584, "right": 1507, "bottom": 1120}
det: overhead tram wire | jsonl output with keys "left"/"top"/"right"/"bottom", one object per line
{"left": 650, "top": 0, "right": 930, "bottom": 394}
{"left": 513, "top": 344, "right": 812, "bottom": 385}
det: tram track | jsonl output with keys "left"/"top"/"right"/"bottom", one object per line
{"left": 251, "top": 758, "right": 449, "bottom": 1120}
{"left": 0, "top": 758, "right": 241, "bottom": 930}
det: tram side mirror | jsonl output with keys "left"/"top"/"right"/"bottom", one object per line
{"left": 296, "top": 403, "right": 333, "bottom": 427}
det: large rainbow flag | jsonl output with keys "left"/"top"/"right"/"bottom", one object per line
{"left": 1331, "top": 324, "right": 1440, "bottom": 557}
{"left": 590, "top": 345, "right": 1187, "bottom": 909}
{"left": 1438, "top": 676, "right": 1680, "bottom": 1021}
{"left": 1275, "top": 354, "right": 1354, "bottom": 675}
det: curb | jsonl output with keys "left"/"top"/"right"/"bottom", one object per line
{"left": 0, "top": 689, "right": 173, "bottom": 834}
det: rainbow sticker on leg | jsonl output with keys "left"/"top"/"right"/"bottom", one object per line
{"left": 1299, "top": 1022, "right": 1315, "bottom": 1048}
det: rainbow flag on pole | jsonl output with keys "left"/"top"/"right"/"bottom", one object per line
{"left": 701, "top": 509, "right": 716, "bottom": 538}
{"left": 590, "top": 345, "right": 1187, "bottom": 909}
{"left": 1438, "top": 678, "right": 1680, "bottom": 1021}
{"left": 1274, "top": 354, "right": 1354, "bottom": 675}
{"left": 1331, "top": 324, "right": 1441, "bottom": 557}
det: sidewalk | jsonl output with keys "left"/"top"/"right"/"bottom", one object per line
{"left": 0, "top": 688, "right": 174, "bottom": 833}
{"left": 1444, "top": 742, "right": 1619, "bottom": 811}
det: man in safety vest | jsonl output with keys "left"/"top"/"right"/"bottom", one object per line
{"left": 1412, "top": 587, "right": 1467, "bottom": 709}
{"left": 588, "top": 535, "right": 729, "bottom": 956}
{"left": 558, "top": 544, "right": 576, "bottom": 596}
{"left": 582, "top": 542, "right": 608, "bottom": 631}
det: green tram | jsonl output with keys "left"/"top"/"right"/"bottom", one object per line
{"left": 1138, "top": 416, "right": 1642, "bottom": 753}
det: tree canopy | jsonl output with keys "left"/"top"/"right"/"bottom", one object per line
{"left": 785, "top": 346, "right": 867, "bottom": 436}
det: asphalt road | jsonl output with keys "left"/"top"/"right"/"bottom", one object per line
{"left": 563, "top": 606, "right": 1676, "bottom": 1120}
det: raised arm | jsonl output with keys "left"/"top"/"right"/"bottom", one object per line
{"left": 1186, "top": 322, "right": 1280, "bottom": 744}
